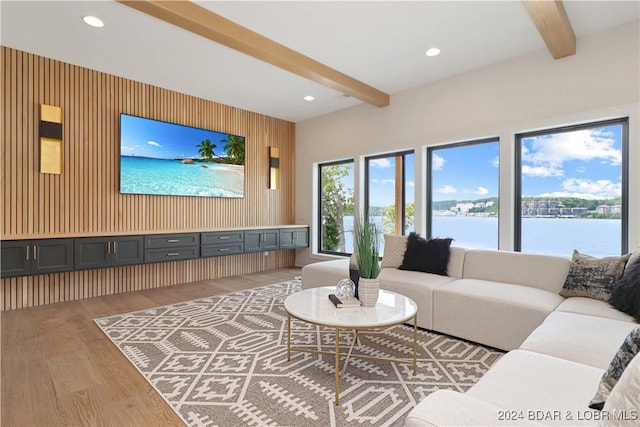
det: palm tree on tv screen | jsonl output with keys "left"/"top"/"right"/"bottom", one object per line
{"left": 221, "top": 135, "right": 245, "bottom": 165}
{"left": 196, "top": 139, "right": 216, "bottom": 160}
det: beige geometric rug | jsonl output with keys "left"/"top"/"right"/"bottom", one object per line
{"left": 95, "top": 281, "right": 503, "bottom": 427}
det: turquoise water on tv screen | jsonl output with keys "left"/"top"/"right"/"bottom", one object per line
{"left": 120, "top": 156, "right": 244, "bottom": 198}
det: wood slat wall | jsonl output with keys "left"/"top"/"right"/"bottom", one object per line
{"left": 0, "top": 47, "right": 296, "bottom": 311}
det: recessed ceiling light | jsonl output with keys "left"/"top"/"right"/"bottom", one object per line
{"left": 425, "top": 48, "right": 441, "bottom": 57}
{"left": 83, "top": 16, "right": 104, "bottom": 28}
{"left": 303, "top": 95, "right": 315, "bottom": 101}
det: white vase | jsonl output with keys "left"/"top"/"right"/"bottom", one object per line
{"left": 358, "top": 277, "right": 379, "bottom": 307}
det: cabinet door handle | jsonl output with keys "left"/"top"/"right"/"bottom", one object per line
{"left": 218, "top": 236, "right": 230, "bottom": 240}
{"left": 33, "top": 246, "right": 37, "bottom": 260}
{"left": 167, "top": 239, "right": 180, "bottom": 243}
{"left": 219, "top": 248, "right": 230, "bottom": 252}
{"left": 26, "top": 245, "right": 30, "bottom": 261}
{"left": 167, "top": 252, "right": 180, "bottom": 256}
{"left": 113, "top": 241, "right": 117, "bottom": 254}
{"left": 108, "top": 241, "right": 111, "bottom": 254}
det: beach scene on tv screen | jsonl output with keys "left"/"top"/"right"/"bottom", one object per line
{"left": 120, "top": 115, "right": 245, "bottom": 198}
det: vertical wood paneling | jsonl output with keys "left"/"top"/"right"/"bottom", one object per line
{"left": 1, "top": 47, "right": 297, "bottom": 311}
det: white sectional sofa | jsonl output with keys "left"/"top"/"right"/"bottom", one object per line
{"left": 301, "top": 247, "right": 639, "bottom": 426}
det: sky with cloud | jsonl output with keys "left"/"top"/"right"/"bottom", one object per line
{"left": 428, "top": 124, "right": 623, "bottom": 202}
{"left": 521, "top": 125, "right": 623, "bottom": 200}
{"left": 432, "top": 141, "right": 500, "bottom": 202}
{"left": 120, "top": 114, "right": 241, "bottom": 159}
{"left": 368, "top": 154, "right": 415, "bottom": 206}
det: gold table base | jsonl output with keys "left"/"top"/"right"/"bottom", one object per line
{"left": 286, "top": 313, "right": 418, "bottom": 405}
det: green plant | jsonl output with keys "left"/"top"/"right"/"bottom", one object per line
{"left": 320, "top": 164, "right": 354, "bottom": 252}
{"left": 196, "top": 139, "right": 216, "bottom": 160}
{"left": 353, "top": 215, "right": 381, "bottom": 279}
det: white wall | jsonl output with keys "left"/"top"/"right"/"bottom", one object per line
{"left": 295, "top": 21, "right": 640, "bottom": 266}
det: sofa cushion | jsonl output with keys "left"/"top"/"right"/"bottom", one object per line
{"left": 610, "top": 257, "right": 640, "bottom": 322}
{"left": 446, "top": 246, "right": 466, "bottom": 279}
{"left": 590, "top": 326, "right": 640, "bottom": 410}
{"left": 520, "top": 311, "right": 637, "bottom": 370}
{"left": 399, "top": 233, "right": 452, "bottom": 276}
{"left": 380, "top": 234, "right": 408, "bottom": 269}
{"left": 378, "top": 267, "right": 454, "bottom": 330}
{"left": 467, "top": 350, "right": 605, "bottom": 426}
{"left": 433, "top": 279, "right": 565, "bottom": 350}
{"left": 301, "top": 258, "right": 349, "bottom": 289}
{"left": 462, "top": 249, "right": 571, "bottom": 293}
{"left": 560, "top": 250, "right": 630, "bottom": 302}
{"left": 404, "top": 390, "right": 544, "bottom": 427}
{"left": 601, "top": 353, "right": 640, "bottom": 426}
{"left": 555, "top": 297, "right": 636, "bottom": 323}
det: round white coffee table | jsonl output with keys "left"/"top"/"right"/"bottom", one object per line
{"left": 284, "top": 286, "right": 418, "bottom": 405}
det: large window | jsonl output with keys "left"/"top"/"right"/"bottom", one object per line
{"left": 516, "top": 119, "right": 628, "bottom": 257}
{"left": 318, "top": 160, "right": 355, "bottom": 255}
{"left": 365, "top": 151, "right": 415, "bottom": 255}
{"left": 428, "top": 139, "right": 500, "bottom": 249}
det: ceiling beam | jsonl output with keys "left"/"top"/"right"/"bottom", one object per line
{"left": 522, "top": 0, "right": 576, "bottom": 59}
{"left": 118, "top": 0, "right": 390, "bottom": 107}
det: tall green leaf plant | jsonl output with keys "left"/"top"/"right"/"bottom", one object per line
{"left": 353, "top": 215, "right": 381, "bottom": 279}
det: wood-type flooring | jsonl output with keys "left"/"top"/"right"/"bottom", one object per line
{"left": 1, "top": 268, "right": 301, "bottom": 426}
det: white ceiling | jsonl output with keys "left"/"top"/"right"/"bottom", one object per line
{"left": 1, "top": 1, "right": 638, "bottom": 123}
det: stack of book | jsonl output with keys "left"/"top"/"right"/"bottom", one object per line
{"left": 328, "top": 294, "right": 361, "bottom": 308}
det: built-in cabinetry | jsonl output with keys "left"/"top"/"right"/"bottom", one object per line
{"left": 144, "top": 233, "right": 200, "bottom": 263}
{"left": 1, "top": 226, "right": 308, "bottom": 278}
{"left": 279, "top": 228, "right": 309, "bottom": 249}
{"left": 1, "top": 239, "right": 74, "bottom": 277}
{"left": 244, "top": 229, "right": 280, "bottom": 253}
{"left": 75, "top": 236, "right": 144, "bottom": 270}
{"left": 201, "top": 231, "right": 245, "bottom": 257}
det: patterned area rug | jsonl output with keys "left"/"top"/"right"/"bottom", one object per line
{"left": 95, "top": 281, "right": 503, "bottom": 426}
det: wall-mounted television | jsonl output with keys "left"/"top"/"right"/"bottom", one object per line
{"left": 120, "top": 114, "right": 245, "bottom": 198}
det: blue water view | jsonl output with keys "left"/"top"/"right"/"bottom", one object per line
{"left": 342, "top": 216, "right": 622, "bottom": 258}
{"left": 433, "top": 216, "right": 621, "bottom": 257}
{"left": 120, "top": 156, "right": 244, "bottom": 198}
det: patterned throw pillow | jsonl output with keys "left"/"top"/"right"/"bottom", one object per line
{"left": 380, "top": 234, "right": 409, "bottom": 269}
{"left": 560, "top": 250, "right": 631, "bottom": 302}
{"left": 590, "top": 326, "right": 640, "bottom": 410}
{"left": 601, "top": 353, "right": 640, "bottom": 423}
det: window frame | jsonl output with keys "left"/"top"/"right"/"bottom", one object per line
{"left": 514, "top": 118, "right": 629, "bottom": 255}
{"left": 317, "top": 158, "right": 355, "bottom": 256}
{"left": 426, "top": 137, "right": 500, "bottom": 243}
{"left": 363, "top": 150, "right": 414, "bottom": 236}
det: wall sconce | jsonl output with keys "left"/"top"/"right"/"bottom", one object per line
{"left": 39, "top": 104, "right": 63, "bottom": 174}
{"left": 269, "top": 146, "right": 280, "bottom": 190}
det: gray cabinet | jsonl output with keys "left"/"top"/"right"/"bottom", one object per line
{"left": 279, "top": 228, "right": 309, "bottom": 249}
{"left": 0, "top": 226, "right": 309, "bottom": 278}
{"left": 244, "top": 229, "right": 279, "bottom": 253}
{"left": 201, "top": 231, "right": 244, "bottom": 257}
{"left": 75, "top": 236, "right": 143, "bottom": 270}
{"left": 144, "top": 233, "right": 199, "bottom": 263}
{"left": 1, "top": 239, "right": 74, "bottom": 278}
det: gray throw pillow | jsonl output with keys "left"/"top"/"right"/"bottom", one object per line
{"left": 560, "top": 250, "right": 630, "bottom": 302}
{"left": 590, "top": 326, "right": 640, "bottom": 410}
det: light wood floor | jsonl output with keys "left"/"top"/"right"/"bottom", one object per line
{"left": 1, "top": 268, "right": 301, "bottom": 427}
